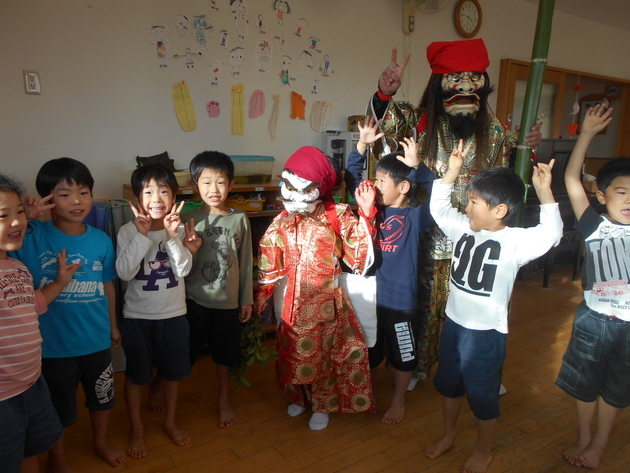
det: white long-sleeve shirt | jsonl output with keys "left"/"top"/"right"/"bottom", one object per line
{"left": 430, "top": 180, "right": 563, "bottom": 333}
{"left": 116, "top": 222, "right": 192, "bottom": 320}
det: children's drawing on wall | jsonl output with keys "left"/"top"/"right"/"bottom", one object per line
{"left": 297, "top": 50, "right": 314, "bottom": 76}
{"left": 206, "top": 101, "right": 220, "bottom": 117}
{"left": 295, "top": 18, "right": 307, "bottom": 37}
{"left": 208, "top": 61, "right": 224, "bottom": 85}
{"left": 290, "top": 91, "right": 306, "bottom": 120}
{"left": 228, "top": 46, "right": 245, "bottom": 79}
{"left": 269, "top": 94, "right": 280, "bottom": 140}
{"left": 231, "top": 83, "right": 245, "bottom": 135}
{"left": 256, "top": 40, "right": 272, "bottom": 73}
{"left": 311, "top": 79, "right": 319, "bottom": 94}
{"left": 310, "top": 101, "right": 333, "bottom": 132}
{"left": 319, "top": 54, "right": 333, "bottom": 77}
{"left": 174, "top": 14, "right": 188, "bottom": 37}
{"left": 208, "top": 0, "right": 219, "bottom": 13}
{"left": 219, "top": 29, "right": 229, "bottom": 48}
{"left": 274, "top": 0, "right": 290, "bottom": 25}
{"left": 172, "top": 80, "right": 197, "bottom": 132}
{"left": 174, "top": 48, "right": 202, "bottom": 69}
{"left": 308, "top": 36, "right": 321, "bottom": 53}
{"left": 192, "top": 15, "right": 213, "bottom": 50}
{"left": 248, "top": 90, "right": 266, "bottom": 119}
{"left": 148, "top": 25, "right": 170, "bottom": 69}
{"left": 274, "top": 31, "right": 287, "bottom": 53}
{"left": 280, "top": 55, "right": 293, "bottom": 87}
{"left": 229, "top": 0, "right": 249, "bottom": 42}
{"left": 257, "top": 15, "right": 266, "bottom": 34}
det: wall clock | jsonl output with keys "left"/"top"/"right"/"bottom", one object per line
{"left": 455, "top": 0, "right": 482, "bottom": 38}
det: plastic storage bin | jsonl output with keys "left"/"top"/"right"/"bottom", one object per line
{"left": 231, "top": 155, "right": 275, "bottom": 184}
{"left": 226, "top": 193, "right": 267, "bottom": 212}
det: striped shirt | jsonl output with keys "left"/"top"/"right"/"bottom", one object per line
{"left": 0, "top": 258, "right": 47, "bottom": 402}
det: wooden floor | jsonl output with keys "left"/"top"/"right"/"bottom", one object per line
{"left": 37, "top": 265, "right": 630, "bottom": 472}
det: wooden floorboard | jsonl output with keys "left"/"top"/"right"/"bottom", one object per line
{"left": 35, "top": 265, "right": 630, "bottom": 471}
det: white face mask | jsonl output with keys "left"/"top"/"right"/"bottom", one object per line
{"left": 279, "top": 170, "right": 320, "bottom": 213}
{"left": 441, "top": 71, "right": 485, "bottom": 116}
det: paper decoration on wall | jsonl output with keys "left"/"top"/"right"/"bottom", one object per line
{"left": 606, "top": 86, "right": 621, "bottom": 97}
{"left": 257, "top": 15, "right": 266, "bottom": 34}
{"left": 174, "top": 14, "right": 188, "bottom": 37}
{"left": 291, "top": 92, "right": 306, "bottom": 120}
{"left": 231, "top": 83, "right": 245, "bottom": 135}
{"left": 310, "top": 101, "right": 332, "bottom": 132}
{"left": 269, "top": 94, "right": 280, "bottom": 140}
{"left": 207, "top": 101, "right": 220, "bottom": 117}
{"left": 209, "top": 0, "right": 219, "bottom": 13}
{"left": 279, "top": 55, "right": 294, "bottom": 86}
{"left": 274, "top": 0, "right": 291, "bottom": 25}
{"left": 308, "top": 36, "right": 321, "bottom": 53}
{"left": 298, "top": 50, "right": 314, "bottom": 75}
{"left": 209, "top": 61, "right": 224, "bottom": 85}
{"left": 174, "top": 48, "right": 202, "bottom": 69}
{"left": 295, "top": 18, "right": 307, "bottom": 37}
{"left": 230, "top": 0, "right": 249, "bottom": 42}
{"left": 172, "top": 80, "right": 197, "bottom": 132}
{"left": 275, "top": 31, "right": 287, "bottom": 53}
{"left": 256, "top": 40, "right": 272, "bottom": 73}
{"left": 219, "top": 29, "right": 229, "bottom": 48}
{"left": 228, "top": 47, "right": 245, "bottom": 79}
{"left": 568, "top": 77, "right": 582, "bottom": 137}
{"left": 192, "top": 15, "right": 213, "bottom": 50}
{"left": 319, "top": 54, "right": 333, "bottom": 77}
{"left": 311, "top": 79, "right": 319, "bottom": 95}
{"left": 148, "top": 25, "right": 170, "bottom": 70}
{"left": 248, "top": 90, "right": 266, "bottom": 118}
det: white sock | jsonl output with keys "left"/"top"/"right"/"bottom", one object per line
{"left": 308, "top": 412, "right": 329, "bottom": 431}
{"left": 287, "top": 403, "right": 308, "bottom": 417}
{"left": 407, "top": 377, "right": 420, "bottom": 392}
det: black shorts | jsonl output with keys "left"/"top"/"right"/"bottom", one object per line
{"left": 41, "top": 348, "right": 116, "bottom": 427}
{"left": 121, "top": 316, "right": 192, "bottom": 385}
{"left": 186, "top": 299, "right": 242, "bottom": 368}
{"left": 368, "top": 305, "right": 420, "bottom": 372}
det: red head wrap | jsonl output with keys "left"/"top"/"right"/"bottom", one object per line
{"left": 283, "top": 146, "right": 337, "bottom": 200}
{"left": 426, "top": 39, "right": 490, "bottom": 75}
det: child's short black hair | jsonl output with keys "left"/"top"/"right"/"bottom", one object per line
{"left": 0, "top": 173, "right": 26, "bottom": 200}
{"left": 374, "top": 152, "right": 421, "bottom": 206}
{"left": 596, "top": 157, "right": 630, "bottom": 193}
{"left": 189, "top": 151, "right": 235, "bottom": 184}
{"left": 35, "top": 157, "right": 94, "bottom": 197}
{"left": 130, "top": 163, "right": 179, "bottom": 200}
{"left": 466, "top": 166, "right": 525, "bottom": 227}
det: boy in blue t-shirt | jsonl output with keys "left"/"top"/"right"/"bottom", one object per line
{"left": 346, "top": 116, "right": 436, "bottom": 425}
{"left": 11, "top": 158, "right": 125, "bottom": 469}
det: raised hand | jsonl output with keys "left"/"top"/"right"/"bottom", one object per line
{"left": 358, "top": 115, "right": 385, "bottom": 146}
{"left": 355, "top": 180, "right": 376, "bottom": 217}
{"left": 164, "top": 201, "right": 185, "bottom": 240}
{"left": 130, "top": 201, "right": 151, "bottom": 236}
{"left": 398, "top": 137, "right": 420, "bottom": 169}
{"left": 582, "top": 104, "right": 613, "bottom": 136}
{"left": 532, "top": 159, "right": 555, "bottom": 204}
{"left": 378, "top": 47, "right": 411, "bottom": 96}
{"left": 183, "top": 217, "right": 202, "bottom": 255}
{"left": 442, "top": 139, "right": 471, "bottom": 185}
{"left": 23, "top": 194, "right": 55, "bottom": 220}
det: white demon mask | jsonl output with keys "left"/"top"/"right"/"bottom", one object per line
{"left": 279, "top": 169, "right": 320, "bottom": 213}
{"left": 441, "top": 71, "right": 485, "bottom": 116}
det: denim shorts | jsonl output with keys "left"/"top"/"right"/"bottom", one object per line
{"left": 556, "top": 301, "right": 630, "bottom": 408}
{"left": 122, "top": 315, "right": 192, "bottom": 385}
{"left": 42, "top": 348, "right": 116, "bottom": 427}
{"left": 433, "top": 316, "right": 507, "bottom": 421}
{"left": 0, "top": 376, "right": 63, "bottom": 473}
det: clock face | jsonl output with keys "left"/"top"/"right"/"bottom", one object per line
{"left": 458, "top": 0, "right": 481, "bottom": 37}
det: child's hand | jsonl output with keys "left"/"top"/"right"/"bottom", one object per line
{"left": 532, "top": 159, "right": 556, "bottom": 204}
{"left": 358, "top": 115, "right": 385, "bottom": 146}
{"left": 164, "top": 201, "right": 185, "bottom": 240}
{"left": 23, "top": 194, "right": 55, "bottom": 220}
{"left": 441, "top": 139, "right": 471, "bottom": 185}
{"left": 581, "top": 104, "right": 613, "bottom": 136}
{"left": 111, "top": 326, "right": 122, "bottom": 348}
{"left": 55, "top": 248, "right": 81, "bottom": 288}
{"left": 355, "top": 180, "right": 376, "bottom": 216}
{"left": 130, "top": 202, "right": 151, "bottom": 236}
{"left": 183, "top": 218, "right": 202, "bottom": 255}
{"left": 239, "top": 305, "right": 253, "bottom": 323}
{"left": 398, "top": 137, "right": 420, "bottom": 169}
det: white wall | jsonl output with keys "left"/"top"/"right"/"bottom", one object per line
{"left": 2, "top": 0, "right": 630, "bottom": 199}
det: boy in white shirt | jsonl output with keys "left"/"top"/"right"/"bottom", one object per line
{"left": 425, "top": 141, "right": 562, "bottom": 473}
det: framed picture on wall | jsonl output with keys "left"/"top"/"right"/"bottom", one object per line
{"left": 579, "top": 94, "right": 609, "bottom": 135}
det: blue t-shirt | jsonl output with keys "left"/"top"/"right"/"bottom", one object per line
{"left": 10, "top": 220, "right": 116, "bottom": 358}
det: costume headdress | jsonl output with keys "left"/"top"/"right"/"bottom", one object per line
{"left": 283, "top": 146, "right": 337, "bottom": 201}
{"left": 426, "top": 38, "right": 489, "bottom": 74}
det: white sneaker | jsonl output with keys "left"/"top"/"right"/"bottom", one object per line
{"left": 407, "top": 377, "right": 420, "bottom": 392}
{"left": 308, "top": 412, "right": 329, "bottom": 430}
{"left": 499, "top": 384, "right": 507, "bottom": 396}
{"left": 287, "top": 403, "right": 308, "bottom": 417}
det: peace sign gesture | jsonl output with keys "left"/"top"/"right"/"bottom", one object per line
{"left": 378, "top": 47, "right": 411, "bottom": 96}
{"left": 130, "top": 201, "right": 151, "bottom": 236}
{"left": 164, "top": 201, "right": 185, "bottom": 240}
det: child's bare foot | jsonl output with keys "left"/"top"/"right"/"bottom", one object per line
{"left": 462, "top": 448, "right": 492, "bottom": 473}
{"left": 578, "top": 443, "right": 605, "bottom": 469}
{"left": 94, "top": 441, "right": 126, "bottom": 467}
{"left": 217, "top": 398, "right": 237, "bottom": 428}
{"left": 46, "top": 457, "right": 74, "bottom": 473}
{"left": 425, "top": 434, "right": 456, "bottom": 459}
{"left": 166, "top": 424, "right": 192, "bottom": 447}
{"left": 127, "top": 429, "right": 147, "bottom": 459}
{"left": 564, "top": 440, "right": 589, "bottom": 466}
{"left": 381, "top": 400, "right": 405, "bottom": 424}
{"left": 148, "top": 378, "right": 165, "bottom": 412}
